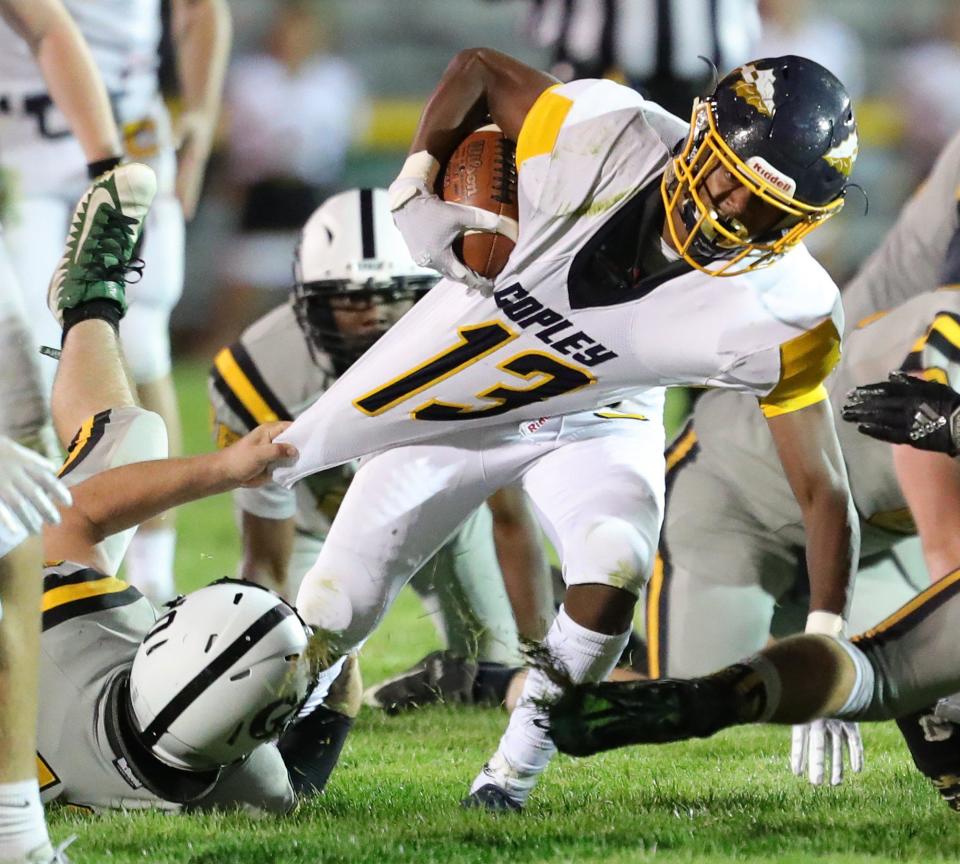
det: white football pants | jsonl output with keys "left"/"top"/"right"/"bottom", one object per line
{"left": 295, "top": 408, "right": 666, "bottom": 656}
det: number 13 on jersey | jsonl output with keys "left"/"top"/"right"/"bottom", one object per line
{"left": 353, "top": 321, "right": 596, "bottom": 421}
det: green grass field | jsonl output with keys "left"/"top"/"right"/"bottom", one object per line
{"left": 47, "top": 362, "right": 960, "bottom": 863}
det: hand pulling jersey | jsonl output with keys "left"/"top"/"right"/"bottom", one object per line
{"left": 208, "top": 302, "right": 348, "bottom": 536}
{"left": 276, "top": 78, "right": 843, "bottom": 485}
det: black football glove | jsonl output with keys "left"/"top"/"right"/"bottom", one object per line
{"left": 842, "top": 371, "right": 960, "bottom": 456}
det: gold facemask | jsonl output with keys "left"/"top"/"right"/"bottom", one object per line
{"left": 660, "top": 99, "right": 846, "bottom": 277}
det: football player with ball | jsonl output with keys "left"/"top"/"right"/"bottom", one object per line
{"left": 273, "top": 48, "right": 863, "bottom": 810}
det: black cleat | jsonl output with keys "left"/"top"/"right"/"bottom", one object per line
{"left": 277, "top": 706, "right": 353, "bottom": 797}
{"left": 461, "top": 784, "right": 523, "bottom": 812}
{"left": 897, "top": 705, "right": 960, "bottom": 812}
{"left": 363, "top": 650, "right": 477, "bottom": 714}
{"left": 546, "top": 676, "right": 735, "bottom": 757}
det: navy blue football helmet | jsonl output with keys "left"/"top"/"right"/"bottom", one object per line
{"left": 662, "top": 55, "right": 858, "bottom": 276}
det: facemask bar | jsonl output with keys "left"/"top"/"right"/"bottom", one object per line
{"left": 291, "top": 276, "right": 436, "bottom": 371}
{"left": 661, "top": 99, "right": 846, "bottom": 277}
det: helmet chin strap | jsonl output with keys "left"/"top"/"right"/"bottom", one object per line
{"left": 102, "top": 670, "right": 221, "bottom": 804}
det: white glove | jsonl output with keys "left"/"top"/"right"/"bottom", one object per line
{"left": 789, "top": 610, "right": 863, "bottom": 785}
{"left": 790, "top": 718, "right": 864, "bottom": 785}
{"left": 0, "top": 435, "right": 72, "bottom": 555}
{"left": 389, "top": 151, "right": 515, "bottom": 293}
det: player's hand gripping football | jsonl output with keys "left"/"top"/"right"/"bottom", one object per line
{"left": 217, "top": 421, "right": 298, "bottom": 488}
{"left": 389, "top": 151, "right": 511, "bottom": 293}
{"left": 0, "top": 435, "right": 72, "bottom": 552}
{"left": 842, "top": 371, "right": 960, "bottom": 456}
{"left": 791, "top": 718, "right": 864, "bottom": 786}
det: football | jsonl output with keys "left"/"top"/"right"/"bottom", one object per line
{"left": 441, "top": 124, "right": 519, "bottom": 278}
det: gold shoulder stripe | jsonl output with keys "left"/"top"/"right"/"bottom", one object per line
{"left": 213, "top": 347, "right": 282, "bottom": 426}
{"left": 760, "top": 318, "right": 840, "bottom": 418}
{"left": 516, "top": 85, "right": 573, "bottom": 170}
{"left": 42, "top": 574, "right": 129, "bottom": 612}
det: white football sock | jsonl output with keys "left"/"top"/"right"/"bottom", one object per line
{"left": 834, "top": 639, "right": 876, "bottom": 719}
{"left": 472, "top": 605, "right": 630, "bottom": 803}
{"left": 296, "top": 655, "right": 348, "bottom": 719}
{"left": 124, "top": 526, "right": 177, "bottom": 603}
{"left": 0, "top": 780, "right": 49, "bottom": 863}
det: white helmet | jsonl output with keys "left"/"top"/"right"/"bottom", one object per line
{"left": 292, "top": 187, "right": 438, "bottom": 371}
{"left": 129, "top": 579, "right": 312, "bottom": 772}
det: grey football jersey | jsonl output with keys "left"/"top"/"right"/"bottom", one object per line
{"left": 36, "top": 562, "right": 168, "bottom": 811}
{"left": 37, "top": 563, "right": 294, "bottom": 813}
{"left": 208, "top": 302, "right": 354, "bottom": 537}
{"left": 842, "top": 130, "right": 960, "bottom": 332}
{"left": 691, "top": 290, "right": 960, "bottom": 556}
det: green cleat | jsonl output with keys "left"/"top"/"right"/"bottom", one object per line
{"left": 48, "top": 163, "right": 157, "bottom": 324}
{"left": 545, "top": 676, "right": 738, "bottom": 757}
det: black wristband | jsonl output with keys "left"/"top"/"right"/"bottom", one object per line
{"left": 87, "top": 155, "right": 122, "bottom": 179}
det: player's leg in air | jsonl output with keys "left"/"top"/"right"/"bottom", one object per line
{"left": 120, "top": 193, "right": 186, "bottom": 605}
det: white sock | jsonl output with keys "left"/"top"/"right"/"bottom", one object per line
{"left": 834, "top": 639, "right": 876, "bottom": 719}
{"left": 0, "top": 780, "right": 49, "bottom": 862}
{"left": 296, "top": 655, "right": 348, "bottom": 719}
{"left": 472, "top": 605, "right": 630, "bottom": 803}
{"left": 125, "top": 526, "right": 177, "bottom": 604}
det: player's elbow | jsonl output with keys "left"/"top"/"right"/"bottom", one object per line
{"left": 444, "top": 47, "right": 500, "bottom": 85}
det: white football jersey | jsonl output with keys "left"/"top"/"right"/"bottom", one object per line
{"left": 277, "top": 79, "right": 843, "bottom": 485}
{"left": 0, "top": 0, "right": 160, "bottom": 114}
{"left": 0, "top": 0, "right": 171, "bottom": 194}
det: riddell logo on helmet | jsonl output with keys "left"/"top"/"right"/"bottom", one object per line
{"left": 745, "top": 157, "right": 796, "bottom": 198}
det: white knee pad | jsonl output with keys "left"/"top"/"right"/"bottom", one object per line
{"left": 60, "top": 407, "right": 168, "bottom": 576}
{"left": 294, "top": 542, "right": 389, "bottom": 654}
{"left": 563, "top": 516, "right": 655, "bottom": 596}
